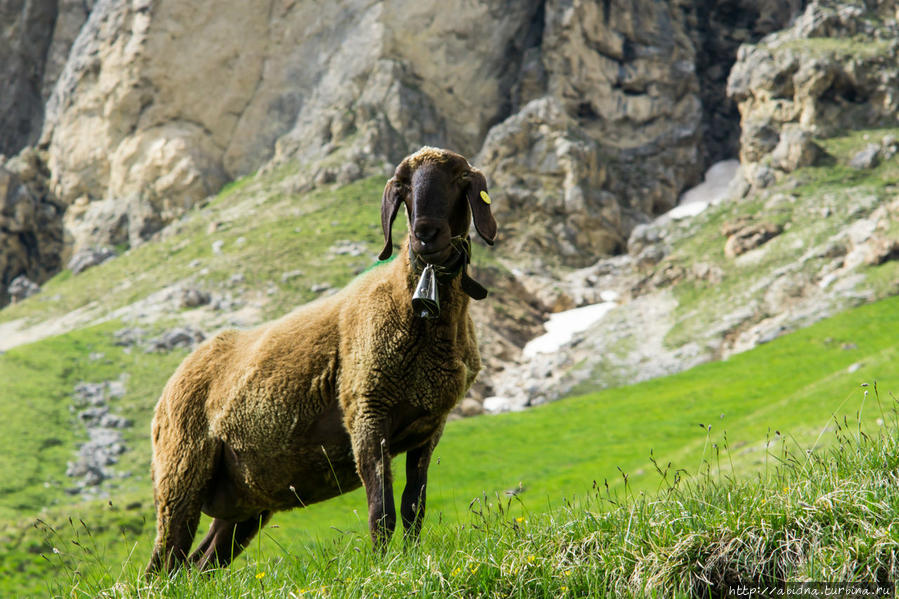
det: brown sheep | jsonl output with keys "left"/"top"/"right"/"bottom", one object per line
{"left": 145, "top": 147, "right": 497, "bottom": 575}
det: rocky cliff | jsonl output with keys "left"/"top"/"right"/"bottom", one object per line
{"left": 1, "top": 0, "right": 802, "bottom": 302}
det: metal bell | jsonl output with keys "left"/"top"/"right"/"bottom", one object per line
{"left": 411, "top": 264, "right": 440, "bottom": 318}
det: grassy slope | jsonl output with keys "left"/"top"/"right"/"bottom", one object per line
{"left": 666, "top": 127, "right": 899, "bottom": 348}
{"left": 1, "top": 291, "right": 896, "bottom": 597}
{"left": 0, "top": 172, "right": 387, "bottom": 328}
{"left": 116, "top": 402, "right": 899, "bottom": 598}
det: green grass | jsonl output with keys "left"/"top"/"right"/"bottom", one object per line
{"left": 0, "top": 322, "right": 188, "bottom": 520}
{"left": 1, "top": 291, "right": 897, "bottom": 596}
{"left": 772, "top": 36, "right": 893, "bottom": 60}
{"left": 32, "top": 386, "right": 899, "bottom": 598}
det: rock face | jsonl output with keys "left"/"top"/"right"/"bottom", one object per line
{"left": 477, "top": 0, "right": 800, "bottom": 266}
{"left": 0, "top": 150, "right": 66, "bottom": 306}
{"left": 1, "top": 0, "right": 802, "bottom": 285}
{"left": 0, "top": 0, "right": 57, "bottom": 157}
{"left": 41, "top": 0, "right": 542, "bottom": 254}
{"left": 0, "top": 0, "right": 93, "bottom": 157}
{"left": 728, "top": 0, "right": 899, "bottom": 183}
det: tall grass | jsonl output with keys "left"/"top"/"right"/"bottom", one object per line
{"left": 38, "top": 383, "right": 898, "bottom": 598}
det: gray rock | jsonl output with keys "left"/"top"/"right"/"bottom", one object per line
{"left": 0, "top": 0, "right": 74, "bottom": 157}
{"left": 113, "top": 327, "right": 146, "bottom": 347}
{"left": 751, "top": 166, "right": 776, "bottom": 189}
{"left": 330, "top": 240, "right": 368, "bottom": 257}
{"left": 8, "top": 274, "right": 41, "bottom": 302}
{"left": 459, "top": 398, "right": 483, "bottom": 418}
{"left": 179, "top": 287, "right": 211, "bottom": 308}
{"left": 723, "top": 222, "right": 783, "bottom": 258}
{"left": 72, "top": 381, "right": 107, "bottom": 407}
{"left": 280, "top": 270, "right": 304, "bottom": 283}
{"left": 145, "top": 327, "right": 206, "bottom": 353}
{"left": 66, "top": 375, "right": 130, "bottom": 493}
{"left": 68, "top": 246, "right": 116, "bottom": 275}
{"left": 849, "top": 144, "right": 881, "bottom": 169}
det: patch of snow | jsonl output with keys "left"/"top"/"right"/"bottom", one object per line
{"left": 522, "top": 302, "right": 616, "bottom": 359}
{"left": 599, "top": 289, "right": 619, "bottom": 303}
{"left": 671, "top": 160, "right": 740, "bottom": 220}
{"left": 668, "top": 201, "right": 709, "bottom": 220}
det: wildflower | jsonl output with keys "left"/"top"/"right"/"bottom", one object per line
{"left": 562, "top": 586, "right": 568, "bottom": 592}
{"left": 564, "top": 570, "right": 572, "bottom": 576}
{"left": 469, "top": 565, "right": 479, "bottom": 574}
{"left": 515, "top": 517, "right": 525, "bottom": 523}
{"left": 527, "top": 555, "right": 536, "bottom": 564}
{"left": 256, "top": 572, "right": 266, "bottom": 580}
{"left": 451, "top": 566, "right": 462, "bottom": 577}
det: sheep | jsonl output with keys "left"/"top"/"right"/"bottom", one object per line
{"left": 145, "top": 147, "right": 497, "bottom": 575}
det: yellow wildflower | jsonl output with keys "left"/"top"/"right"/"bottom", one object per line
{"left": 527, "top": 555, "right": 536, "bottom": 564}
{"left": 255, "top": 572, "right": 266, "bottom": 580}
{"left": 451, "top": 566, "right": 462, "bottom": 577}
{"left": 515, "top": 517, "right": 525, "bottom": 523}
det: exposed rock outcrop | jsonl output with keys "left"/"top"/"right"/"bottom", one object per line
{"left": 66, "top": 377, "right": 131, "bottom": 496}
{"left": 476, "top": 0, "right": 801, "bottom": 267}
{"left": 728, "top": 0, "right": 899, "bottom": 183}
{"left": 0, "top": 150, "right": 66, "bottom": 306}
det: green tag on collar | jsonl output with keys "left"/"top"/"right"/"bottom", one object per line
{"left": 479, "top": 190, "right": 491, "bottom": 205}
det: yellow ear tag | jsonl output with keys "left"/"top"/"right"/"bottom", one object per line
{"left": 479, "top": 190, "right": 491, "bottom": 205}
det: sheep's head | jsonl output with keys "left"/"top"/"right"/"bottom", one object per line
{"left": 378, "top": 147, "right": 496, "bottom": 265}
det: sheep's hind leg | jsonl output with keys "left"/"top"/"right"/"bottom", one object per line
{"left": 145, "top": 439, "right": 218, "bottom": 577}
{"left": 189, "top": 511, "right": 272, "bottom": 570}
{"left": 401, "top": 432, "right": 441, "bottom": 546}
{"left": 146, "top": 497, "right": 204, "bottom": 576}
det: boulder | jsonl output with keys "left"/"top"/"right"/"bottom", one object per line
{"left": 865, "top": 238, "right": 899, "bottom": 266}
{"left": 849, "top": 144, "right": 881, "bottom": 169}
{"left": 67, "top": 246, "right": 116, "bottom": 275}
{"left": 723, "top": 221, "right": 783, "bottom": 258}
{"left": 7, "top": 275, "right": 41, "bottom": 303}
{"left": 476, "top": 97, "right": 626, "bottom": 267}
{"left": 144, "top": 327, "right": 206, "bottom": 353}
{"left": 771, "top": 125, "right": 821, "bottom": 171}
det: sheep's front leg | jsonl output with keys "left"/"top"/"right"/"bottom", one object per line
{"left": 353, "top": 421, "right": 396, "bottom": 551}
{"left": 401, "top": 433, "right": 440, "bottom": 545}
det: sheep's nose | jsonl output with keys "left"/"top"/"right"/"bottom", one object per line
{"left": 413, "top": 221, "right": 440, "bottom": 244}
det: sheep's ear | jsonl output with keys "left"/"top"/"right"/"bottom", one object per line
{"left": 378, "top": 177, "right": 404, "bottom": 260}
{"left": 465, "top": 167, "right": 497, "bottom": 245}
